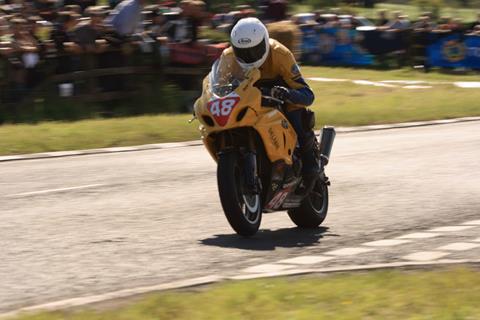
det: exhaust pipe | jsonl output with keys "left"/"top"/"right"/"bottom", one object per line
{"left": 319, "top": 126, "right": 336, "bottom": 167}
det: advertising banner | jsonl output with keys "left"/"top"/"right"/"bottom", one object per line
{"left": 300, "top": 26, "right": 374, "bottom": 66}
{"left": 427, "top": 33, "right": 480, "bottom": 69}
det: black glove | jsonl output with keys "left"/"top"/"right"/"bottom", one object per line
{"left": 271, "top": 86, "right": 290, "bottom": 102}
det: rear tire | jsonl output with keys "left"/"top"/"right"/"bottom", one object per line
{"left": 217, "top": 152, "right": 262, "bottom": 236}
{"left": 287, "top": 180, "right": 328, "bottom": 228}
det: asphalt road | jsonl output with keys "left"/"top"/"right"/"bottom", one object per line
{"left": 1, "top": 121, "right": 480, "bottom": 313}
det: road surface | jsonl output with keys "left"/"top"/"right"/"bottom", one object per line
{"left": 1, "top": 121, "right": 480, "bottom": 313}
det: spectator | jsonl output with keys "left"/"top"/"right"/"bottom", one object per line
{"left": 311, "top": 10, "right": 324, "bottom": 25}
{"left": 73, "top": 9, "right": 107, "bottom": 53}
{"left": 376, "top": 9, "right": 388, "bottom": 26}
{"left": 468, "top": 24, "right": 480, "bottom": 35}
{"left": 265, "top": 0, "right": 287, "bottom": 22}
{"left": 50, "top": 11, "right": 81, "bottom": 73}
{"left": 0, "top": 15, "right": 13, "bottom": 42}
{"left": 166, "top": 0, "right": 198, "bottom": 43}
{"left": 105, "top": 0, "right": 144, "bottom": 37}
{"left": 9, "top": 18, "right": 40, "bottom": 91}
{"left": 149, "top": 7, "right": 168, "bottom": 38}
{"left": 413, "top": 15, "right": 436, "bottom": 31}
{"left": 387, "top": 11, "right": 409, "bottom": 30}
{"left": 451, "top": 18, "right": 465, "bottom": 33}
{"left": 469, "top": 13, "right": 480, "bottom": 31}
{"left": 324, "top": 14, "right": 339, "bottom": 28}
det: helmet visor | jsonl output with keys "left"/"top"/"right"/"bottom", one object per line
{"left": 232, "top": 37, "right": 266, "bottom": 65}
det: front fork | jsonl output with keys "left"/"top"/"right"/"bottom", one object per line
{"left": 243, "top": 151, "right": 259, "bottom": 194}
{"left": 243, "top": 129, "right": 261, "bottom": 195}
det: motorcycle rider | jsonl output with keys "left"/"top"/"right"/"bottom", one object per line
{"left": 227, "top": 17, "right": 319, "bottom": 188}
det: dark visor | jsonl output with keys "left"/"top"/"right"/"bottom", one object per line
{"left": 232, "top": 37, "right": 266, "bottom": 64}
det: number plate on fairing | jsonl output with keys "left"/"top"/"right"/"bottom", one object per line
{"left": 208, "top": 94, "right": 240, "bottom": 126}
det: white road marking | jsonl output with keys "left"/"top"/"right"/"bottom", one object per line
{"left": 397, "top": 232, "right": 440, "bottom": 239}
{"left": 278, "top": 255, "right": 334, "bottom": 265}
{"left": 403, "top": 85, "right": 433, "bottom": 89}
{"left": 353, "top": 80, "right": 397, "bottom": 88}
{"left": 381, "top": 80, "right": 426, "bottom": 84}
{"left": 462, "top": 220, "right": 480, "bottom": 226}
{"left": 454, "top": 82, "right": 480, "bottom": 88}
{"left": 362, "top": 239, "right": 411, "bottom": 247}
{"left": 308, "top": 77, "right": 347, "bottom": 82}
{"left": 428, "top": 226, "right": 476, "bottom": 232}
{"left": 402, "top": 251, "right": 450, "bottom": 261}
{"left": 6, "top": 184, "right": 106, "bottom": 197}
{"left": 308, "top": 77, "right": 480, "bottom": 90}
{"left": 242, "top": 264, "right": 294, "bottom": 273}
{"left": 324, "top": 247, "right": 375, "bottom": 256}
{"left": 436, "top": 242, "right": 480, "bottom": 251}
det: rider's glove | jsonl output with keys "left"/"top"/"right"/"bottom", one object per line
{"left": 271, "top": 86, "right": 290, "bottom": 102}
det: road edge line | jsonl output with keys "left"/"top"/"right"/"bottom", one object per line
{"left": 1, "top": 116, "right": 480, "bottom": 163}
{"left": 1, "top": 259, "right": 479, "bottom": 319}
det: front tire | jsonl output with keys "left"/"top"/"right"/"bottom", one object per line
{"left": 287, "top": 179, "right": 328, "bottom": 228}
{"left": 217, "top": 152, "right": 262, "bottom": 236}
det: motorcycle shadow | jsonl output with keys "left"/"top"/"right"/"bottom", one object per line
{"left": 200, "top": 227, "right": 333, "bottom": 251}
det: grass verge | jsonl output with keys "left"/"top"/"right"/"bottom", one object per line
{"left": 1, "top": 67, "right": 480, "bottom": 155}
{"left": 11, "top": 267, "right": 480, "bottom": 320}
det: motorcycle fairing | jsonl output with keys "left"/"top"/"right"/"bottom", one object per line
{"left": 194, "top": 67, "right": 297, "bottom": 165}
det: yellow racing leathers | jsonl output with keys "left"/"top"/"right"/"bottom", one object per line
{"left": 213, "top": 38, "right": 318, "bottom": 177}
{"left": 220, "top": 38, "right": 315, "bottom": 112}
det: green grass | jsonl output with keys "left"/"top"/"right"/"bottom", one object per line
{"left": 0, "top": 115, "right": 198, "bottom": 155}
{"left": 1, "top": 66, "right": 480, "bottom": 155}
{"left": 302, "top": 65, "right": 480, "bottom": 81}
{"left": 12, "top": 267, "right": 480, "bottom": 320}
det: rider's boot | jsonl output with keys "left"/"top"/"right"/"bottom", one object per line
{"left": 299, "top": 130, "right": 320, "bottom": 194}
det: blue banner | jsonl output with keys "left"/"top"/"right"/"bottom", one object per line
{"left": 300, "top": 26, "right": 374, "bottom": 66}
{"left": 428, "top": 34, "right": 480, "bottom": 69}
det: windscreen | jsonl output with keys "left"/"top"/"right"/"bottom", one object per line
{"left": 208, "top": 54, "right": 246, "bottom": 97}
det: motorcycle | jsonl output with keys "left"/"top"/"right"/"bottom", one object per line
{"left": 193, "top": 56, "right": 335, "bottom": 236}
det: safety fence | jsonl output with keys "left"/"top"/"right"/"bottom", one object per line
{"left": 0, "top": 42, "right": 220, "bottom": 123}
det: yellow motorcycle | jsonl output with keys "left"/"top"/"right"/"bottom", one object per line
{"left": 193, "top": 56, "right": 335, "bottom": 236}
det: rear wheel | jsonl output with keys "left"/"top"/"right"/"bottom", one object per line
{"left": 287, "top": 179, "right": 328, "bottom": 228}
{"left": 217, "top": 152, "right": 262, "bottom": 236}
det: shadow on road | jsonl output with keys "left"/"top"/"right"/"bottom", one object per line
{"left": 200, "top": 227, "right": 335, "bottom": 251}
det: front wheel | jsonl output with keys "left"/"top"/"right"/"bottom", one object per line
{"left": 287, "top": 179, "right": 328, "bottom": 228}
{"left": 217, "top": 152, "right": 262, "bottom": 236}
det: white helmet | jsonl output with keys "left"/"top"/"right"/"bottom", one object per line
{"left": 230, "top": 17, "right": 270, "bottom": 69}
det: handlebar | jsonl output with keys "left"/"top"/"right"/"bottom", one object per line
{"left": 261, "top": 95, "right": 284, "bottom": 109}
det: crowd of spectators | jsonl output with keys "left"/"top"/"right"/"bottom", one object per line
{"left": 0, "top": 0, "right": 209, "bottom": 102}
{"left": 1, "top": 0, "right": 480, "bottom": 104}
{"left": 288, "top": 8, "right": 480, "bottom": 34}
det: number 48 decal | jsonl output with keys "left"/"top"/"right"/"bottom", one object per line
{"left": 208, "top": 96, "right": 240, "bottom": 126}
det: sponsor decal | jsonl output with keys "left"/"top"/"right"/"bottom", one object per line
{"left": 208, "top": 94, "right": 240, "bottom": 126}
{"left": 238, "top": 38, "right": 252, "bottom": 45}
{"left": 266, "top": 180, "right": 296, "bottom": 209}
{"left": 291, "top": 63, "right": 301, "bottom": 75}
{"left": 268, "top": 127, "right": 280, "bottom": 149}
{"left": 442, "top": 40, "right": 466, "bottom": 63}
